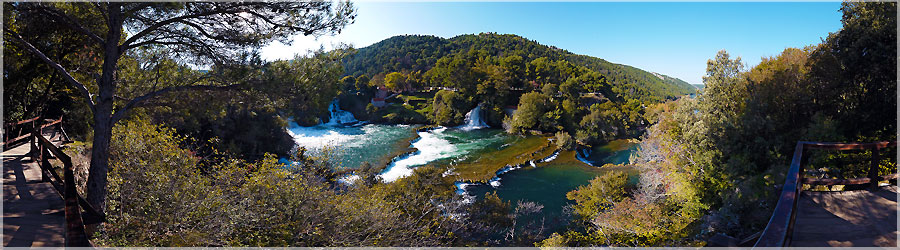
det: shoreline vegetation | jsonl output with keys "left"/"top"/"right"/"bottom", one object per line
{"left": 6, "top": 1, "right": 894, "bottom": 247}
{"left": 451, "top": 135, "right": 555, "bottom": 183}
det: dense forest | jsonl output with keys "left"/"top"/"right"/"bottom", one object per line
{"left": 343, "top": 33, "right": 696, "bottom": 103}
{"left": 332, "top": 33, "right": 697, "bottom": 149}
{"left": 539, "top": 2, "right": 896, "bottom": 246}
{"left": 3, "top": 1, "right": 896, "bottom": 248}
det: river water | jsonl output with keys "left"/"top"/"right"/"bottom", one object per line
{"left": 287, "top": 121, "right": 418, "bottom": 170}
{"left": 464, "top": 140, "right": 640, "bottom": 233}
{"left": 379, "top": 128, "right": 516, "bottom": 182}
{"left": 287, "top": 101, "right": 640, "bottom": 235}
{"left": 287, "top": 102, "right": 520, "bottom": 177}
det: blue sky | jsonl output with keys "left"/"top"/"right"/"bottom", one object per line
{"left": 261, "top": 1, "right": 843, "bottom": 85}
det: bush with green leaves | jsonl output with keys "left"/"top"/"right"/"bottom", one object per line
{"left": 555, "top": 131, "right": 575, "bottom": 150}
{"left": 507, "top": 92, "right": 554, "bottom": 134}
{"left": 99, "top": 118, "right": 518, "bottom": 247}
{"left": 431, "top": 90, "right": 468, "bottom": 126}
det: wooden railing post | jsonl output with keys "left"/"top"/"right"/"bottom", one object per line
{"left": 2, "top": 123, "right": 8, "bottom": 148}
{"left": 36, "top": 133, "right": 98, "bottom": 247}
{"left": 29, "top": 118, "right": 39, "bottom": 161}
{"left": 757, "top": 141, "right": 897, "bottom": 248}
{"left": 57, "top": 116, "right": 71, "bottom": 142}
{"left": 63, "top": 154, "right": 91, "bottom": 247}
{"left": 40, "top": 140, "right": 51, "bottom": 183}
{"left": 868, "top": 146, "right": 881, "bottom": 190}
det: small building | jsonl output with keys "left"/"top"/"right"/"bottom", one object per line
{"left": 371, "top": 86, "right": 391, "bottom": 108}
{"left": 375, "top": 86, "right": 390, "bottom": 99}
{"left": 371, "top": 97, "right": 386, "bottom": 108}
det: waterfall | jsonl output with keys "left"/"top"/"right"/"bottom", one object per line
{"left": 457, "top": 104, "right": 488, "bottom": 131}
{"left": 327, "top": 99, "right": 358, "bottom": 126}
{"left": 575, "top": 148, "right": 595, "bottom": 166}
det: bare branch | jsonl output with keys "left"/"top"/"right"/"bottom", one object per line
{"left": 110, "top": 83, "right": 245, "bottom": 124}
{"left": 6, "top": 29, "right": 96, "bottom": 114}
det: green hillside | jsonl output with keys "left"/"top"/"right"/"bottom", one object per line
{"left": 343, "top": 33, "right": 696, "bottom": 102}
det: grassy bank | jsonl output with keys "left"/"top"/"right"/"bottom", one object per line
{"left": 452, "top": 135, "right": 555, "bottom": 183}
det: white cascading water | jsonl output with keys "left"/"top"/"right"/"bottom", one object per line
{"left": 379, "top": 127, "right": 459, "bottom": 182}
{"left": 326, "top": 99, "right": 358, "bottom": 125}
{"left": 575, "top": 148, "right": 595, "bottom": 166}
{"left": 457, "top": 104, "right": 488, "bottom": 131}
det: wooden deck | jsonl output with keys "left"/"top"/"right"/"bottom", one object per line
{"left": 790, "top": 185, "right": 898, "bottom": 247}
{"left": 755, "top": 141, "right": 898, "bottom": 247}
{"left": 2, "top": 131, "right": 67, "bottom": 247}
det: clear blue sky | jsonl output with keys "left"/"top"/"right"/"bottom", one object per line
{"left": 261, "top": 1, "right": 843, "bottom": 85}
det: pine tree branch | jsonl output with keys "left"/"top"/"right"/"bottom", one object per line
{"left": 109, "top": 83, "right": 245, "bottom": 124}
{"left": 6, "top": 28, "right": 96, "bottom": 114}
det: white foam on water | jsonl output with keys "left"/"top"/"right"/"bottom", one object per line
{"left": 496, "top": 165, "right": 521, "bottom": 176}
{"left": 575, "top": 148, "right": 595, "bottom": 166}
{"left": 455, "top": 182, "right": 471, "bottom": 194}
{"left": 285, "top": 99, "right": 365, "bottom": 149}
{"left": 379, "top": 127, "right": 515, "bottom": 182}
{"left": 326, "top": 99, "right": 358, "bottom": 125}
{"left": 286, "top": 118, "right": 415, "bottom": 170}
{"left": 380, "top": 127, "right": 459, "bottom": 182}
{"left": 287, "top": 122, "right": 364, "bottom": 148}
{"left": 454, "top": 181, "right": 477, "bottom": 204}
{"left": 541, "top": 151, "right": 559, "bottom": 162}
{"left": 489, "top": 177, "right": 501, "bottom": 187}
{"left": 338, "top": 174, "right": 360, "bottom": 185}
{"left": 457, "top": 104, "right": 488, "bottom": 131}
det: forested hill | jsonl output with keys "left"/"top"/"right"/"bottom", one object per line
{"left": 343, "top": 33, "right": 696, "bottom": 101}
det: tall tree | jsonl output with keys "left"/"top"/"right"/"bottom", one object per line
{"left": 5, "top": 2, "right": 355, "bottom": 213}
{"left": 3, "top": 3, "right": 99, "bottom": 134}
{"left": 808, "top": 1, "right": 896, "bottom": 139}
{"left": 384, "top": 71, "right": 406, "bottom": 92}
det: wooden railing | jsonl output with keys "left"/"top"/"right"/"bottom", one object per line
{"left": 753, "top": 141, "right": 897, "bottom": 248}
{"left": 3, "top": 116, "right": 70, "bottom": 151}
{"left": 2, "top": 116, "right": 41, "bottom": 150}
{"left": 5, "top": 116, "right": 103, "bottom": 247}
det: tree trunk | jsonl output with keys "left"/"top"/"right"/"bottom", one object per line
{"left": 85, "top": 3, "right": 122, "bottom": 214}
{"left": 86, "top": 104, "right": 112, "bottom": 214}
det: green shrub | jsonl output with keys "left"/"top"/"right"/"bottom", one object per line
{"left": 555, "top": 131, "right": 575, "bottom": 150}
{"left": 98, "top": 119, "right": 482, "bottom": 246}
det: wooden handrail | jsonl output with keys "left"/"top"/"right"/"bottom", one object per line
{"left": 35, "top": 135, "right": 94, "bottom": 247}
{"left": 4, "top": 116, "right": 67, "bottom": 149}
{"left": 32, "top": 120, "right": 103, "bottom": 247}
{"left": 41, "top": 117, "right": 63, "bottom": 129}
{"left": 7, "top": 133, "right": 34, "bottom": 146}
{"left": 802, "top": 173, "right": 899, "bottom": 186}
{"left": 800, "top": 141, "right": 896, "bottom": 150}
{"left": 5, "top": 116, "right": 40, "bottom": 126}
{"left": 754, "top": 142, "right": 805, "bottom": 247}
{"left": 2, "top": 116, "right": 45, "bottom": 148}
{"left": 754, "top": 141, "right": 897, "bottom": 248}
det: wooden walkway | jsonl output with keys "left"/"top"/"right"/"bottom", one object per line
{"left": 2, "top": 132, "right": 67, "bottom": 247}
{"left": 790, "top": 185, "right": 898, "bottom": 247}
